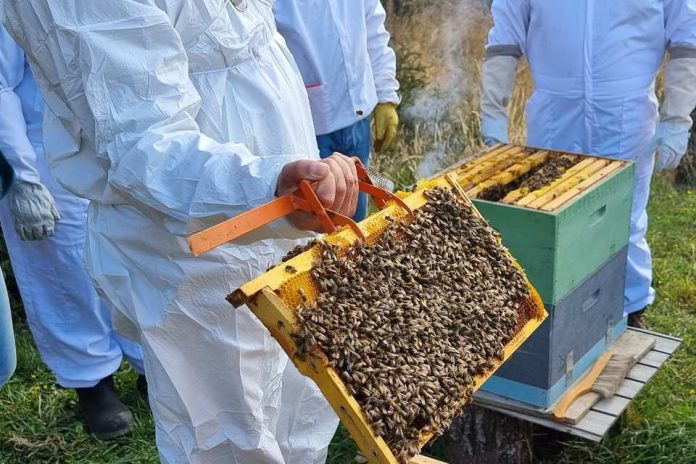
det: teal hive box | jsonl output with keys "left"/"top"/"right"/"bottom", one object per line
{"left": 472, "top": 158, "right": 634, "bottom": 305}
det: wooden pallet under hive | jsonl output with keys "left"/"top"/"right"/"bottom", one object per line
{"left": 229, "top": 176, "right": 547, "bottom": 464}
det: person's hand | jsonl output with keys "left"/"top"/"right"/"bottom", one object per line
{"left": 373, "top": 102, "right": 399, "bottom": 152}
{"left": 7, "top": 180, "right": 61, "bottom": 241}
{"left": 277, "top": 154, "right": 359, "bottom": 230}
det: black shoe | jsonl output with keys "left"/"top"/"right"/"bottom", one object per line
{"left": 628, "top": 309, "right": 646, "bottom": 329}
{"left": 75, "top": 376, "right": 133, "bottom": 440}
{"left": 136, "top": 374, "right": 148, "bottom": 399}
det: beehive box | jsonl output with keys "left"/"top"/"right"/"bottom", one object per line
{"left": 441, "top": 144, "right": 634, "bottom": 305}
{"left": 483, "top": 247, "right": 628, "bottom": 408}
{"left": 229, "top": 176, "right": 547, "bottom": 464}
{"left": 434, "top": 144, "right": 634, "bottom": 408}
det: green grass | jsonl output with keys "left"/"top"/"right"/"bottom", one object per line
{"left": 0, "top": 176, "right": 693, "bottom": 464}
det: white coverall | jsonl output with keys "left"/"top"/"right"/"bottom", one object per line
{"left": 481, "top": 0, "right": 696, "bottom": 314}
{"left": 0, "top": 26, "right": 144, "bottom": 388}
{"left": 3, "top": 1, "right": 337, "bottom": 462}
{"left": 274, "top": 0, "right": 400, "bottom": 136}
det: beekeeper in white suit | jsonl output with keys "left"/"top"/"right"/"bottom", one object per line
{"left": 2, "top": 0, "right": 357, "bottom": 462}
{"left": 274, "top": 0, "right": 401, "bottom": 221}
{"left": 0, "top": 25, "right": 145, "bottom": 439}
{"left": 480, "top": 0, "right": 696, "bottom": 328}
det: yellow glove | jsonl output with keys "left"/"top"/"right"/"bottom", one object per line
{"left": 372, "top": 102, "right": 399, "bottom": 152}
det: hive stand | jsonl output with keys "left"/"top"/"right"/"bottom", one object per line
{"left": 472, "top": 327, "right": 681, "bottom": 442}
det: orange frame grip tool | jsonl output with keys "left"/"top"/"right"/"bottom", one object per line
{"left": 187, "top": 158, "right": 413, "bottom": 257}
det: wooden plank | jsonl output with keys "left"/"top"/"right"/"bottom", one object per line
{"left": 482, "top": 403, "right": 604, "bottom": 442}
{"left": 608, "top": 330, "right": 655, "bottom": 358}
{"left": 528, "top": 158, "right": 609, "bottom": 211}
{"left": 475, "top": 391, "right": 552, "bottom": 420}
{"left": 626, "top": 363, "right": 657, "bottom": 383}
{"left": 630, "top": 327, "right": 682, "bottom": 342}
{"left": 573, "top": 410, "right": 616, "bottom": 435}
{"left": 651, "top": 336, "right": 682, "bottom": 355}
{"left": 410, "top": 455, "right": 448, "bottom": 464}
{"left": 615, "top": 378, "right": 645, "bottom": 399}
{"left": 507, "top": 157, "right": 595, "bottom": 205}
{"left": 563, "top": 392, "right": 601, "bottom": 423}
{"left": 452, "top": 145, "right": 523, "bottom": 178}
{"left": 432, "top": 144, "right": 510, "bottom": 179}
{"left": 517, "top": 158, "right": 608, "bottom": 207}
{"left": 458, "top": 150, "right": 530, "bottom": 191}
{"left": 591, "top": 395, "right": 630, "bottom": 417}
{"left": 539, "top": 161, "right": 623, "bottom": 211}
{"left": 465, "top": 151, "right": 550, "bottom": 198}
{"left": 640, "top": 351, "right": 670, "bottom": 368}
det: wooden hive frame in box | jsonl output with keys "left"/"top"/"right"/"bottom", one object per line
{"left": 439, "top": 144, "right": 630, "bottom": 212}
{"left": 188, "top": 166, "right": 547, "bottom": 464}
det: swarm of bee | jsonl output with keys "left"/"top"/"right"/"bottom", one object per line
{"left": 290, "top": 188, "right": 536, "bottom": 463}
{"left": 480, "top": 155, "right": 579, "bottom": 202}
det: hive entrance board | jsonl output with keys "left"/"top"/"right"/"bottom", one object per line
{"left": 230, "top": 176, "right": 547, "bottom": 464}
{"left": 442, "top": 145, "right": 629, "bottom": 212}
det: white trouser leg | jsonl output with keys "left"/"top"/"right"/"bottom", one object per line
{"left": 276, "top": 362, "right": 339, "bottom": 464}
{"left": 624, "top": 155, "right": 656, "bottom": 314}
{"left": 0, "top": 154, "right": 139, "bottom": 387}
{"left": 85, "top": 203, "right": 339, "bottom": 463}
{"left": 114, "top": 333, "right": 145, "bottom": 375}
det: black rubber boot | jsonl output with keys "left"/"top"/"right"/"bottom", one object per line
{"left": 136, "top": 374, "right": 148, "bottom": 399}
{"left": 75, "top": 376, "right": 133, "bottom": 440}
{"left": 628, "top": 309, "right": 646, "bottom": 329}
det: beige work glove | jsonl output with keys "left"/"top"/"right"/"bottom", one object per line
{"left": 7, "top": 180, "right": 61, "bottom": 241}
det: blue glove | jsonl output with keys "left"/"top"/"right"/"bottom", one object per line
{"left": 656, "top": 121, "right": 690, "bottom": 171}
{"left": 480, "top": 116, "right": 509, "bottom": 147}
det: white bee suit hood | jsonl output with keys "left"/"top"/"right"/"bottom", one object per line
{"left": 2, "top": 0, "right": 338, "bottom": 462}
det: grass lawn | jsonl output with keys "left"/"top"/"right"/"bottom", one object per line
{"left": 0, "top": 175, "right": 694, "bottom": 464}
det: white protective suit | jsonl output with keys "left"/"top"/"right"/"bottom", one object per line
{"left": 2, "top": 1, "right": 338, "bottom": 462}
{"left": 0, "top": 26, "right": 144, "bottom": 388}
{"left": 481, "top": 0, "right": 696, "bottom": 314}
{"left": 274, "top": 0, "right": 400, "bottom": 136}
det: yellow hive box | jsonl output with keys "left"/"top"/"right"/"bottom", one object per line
{"left": 229, "top": 175, "right": 547, "bottom": 464}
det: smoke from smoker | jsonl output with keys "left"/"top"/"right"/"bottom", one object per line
{"left": 416, "top": 143, "right": 447, "bottom": 179}
{"left": 404, "top": 0, "right": 490, "bottom": 179}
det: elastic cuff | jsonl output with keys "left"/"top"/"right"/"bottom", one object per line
{"left": 54, "top": 362, "right": 122, "bottom": 389}
{"left": 669, "top": 44, "right": 696, "bottom": 60}
{"left": 376, "top": 91, "right": 401, "bottom": 106}
{"left": 486, "top": 44, "right": 523, "bottom": 59}
{"left": 624, "top": 290, "right": 655, "bottom": 315}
